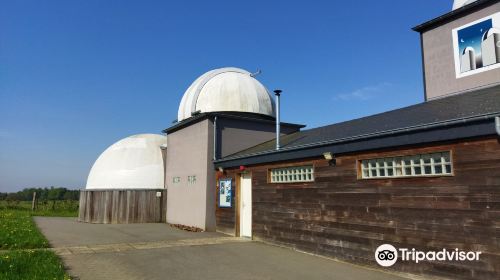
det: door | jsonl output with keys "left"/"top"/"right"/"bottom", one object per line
{"left": 239, "top": 173, "right": 252, "bottom": 238}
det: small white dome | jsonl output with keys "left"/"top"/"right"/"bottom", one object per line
{"left": 453, "top": 0, "right": 478, "bottom": 10}
{"left": 86, "top": 134, "right": 167, "bottom": 189}
{"left": 177, "top": 67, "right": 275, "bottom": 122}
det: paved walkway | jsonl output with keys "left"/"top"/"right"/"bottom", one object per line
{"left": 35, "top": 217, "right": 410, "bottom": 280}
{"left": 50, "top": 236, "right": 249, "bottom": 255}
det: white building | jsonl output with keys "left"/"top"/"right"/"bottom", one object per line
{"left": 461, "top": 46, "right": 477, "bottom": 72}
{"left": 481, "top": 28, "right": 500, "bottom": 66}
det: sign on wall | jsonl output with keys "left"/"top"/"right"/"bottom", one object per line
{"left": 452, "top": 12, "right": 500, "bottom": 78}
{"left": 218, "top": 178, "right": 232, "bottom": 208}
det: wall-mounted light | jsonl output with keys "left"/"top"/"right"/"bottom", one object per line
{"left": 218, "top": 167, "right": 224, "bottom": 173}
{"left": 323, "top": 152, "right": 336, "bottom": 166}
{"left": 323, "top": 152, "right": 333, "bottom": 160}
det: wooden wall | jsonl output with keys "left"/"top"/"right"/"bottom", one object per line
{"left": 217, "top": 137, "right": 500, "bottom": 280}
{"left": 216, "top": 172, "right": 238, "bottom": 236}
{"left": 79, "top": 189, "right": 167, "bottom": 224}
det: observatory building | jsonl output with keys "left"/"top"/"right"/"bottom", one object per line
{"left": 79, "top": 134, "right": 168, "bottom": 223}
{"left": 164, "top": 67, "right": 302, "bottom": 231}
{"left": 80, "top": 67, "right": 303, "bottom": 227}
{"left": 81, "top": 0, "right": 500, "bottom": 279}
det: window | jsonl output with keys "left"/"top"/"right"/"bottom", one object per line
{"left": 360, "top": 152, "right": 452, "bottom": 179}
{"left": 270, "top": 165, "right": 314, "bottom": 183}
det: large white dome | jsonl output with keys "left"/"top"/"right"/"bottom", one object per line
{"left": 177, "top": 67, "right": 275, "bottom": 122}
{"left": 86, "top": 134, "right": 167, "bottom": 189}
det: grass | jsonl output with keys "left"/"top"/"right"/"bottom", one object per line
{"left": 0, "top": 250, "right": 70, "bottom": 280}
{"left": 0, "top": 210, "right": 48, "bottom": 249}
{"left": 0, "top": 200, "right": 79, "bottom": 217}
{"left": 0, "top": 201, "right": 77, "bottom": 279}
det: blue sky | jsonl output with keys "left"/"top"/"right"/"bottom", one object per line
{"left": 0, "top": 0, "right": 451, "bottom": 191}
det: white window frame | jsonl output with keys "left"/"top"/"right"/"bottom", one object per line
{"left": 360, "top": 151, "right": 453, "bottom": 179}
{"left": 270, "top": 165, "right": 314, "bottom": 183}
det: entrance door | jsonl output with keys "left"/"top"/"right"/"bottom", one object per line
{"left": 239, "top": 173, "right": 252, "bottom": 238}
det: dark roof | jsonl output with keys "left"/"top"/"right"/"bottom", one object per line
{"left": 215, "top": 85, "right": 500, "bottom": 168}
{"left": 412, "top": 0, "right": 498, "bottom": 32}
{"left": 163, "top": 112, "right": 305, "bottom": 134}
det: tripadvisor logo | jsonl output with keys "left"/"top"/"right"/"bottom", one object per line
{"left": 374, "top": 244, "right": 482, "bottom": 267}
{"left": 375, "top": 244, "right": 398, "bottom": 267}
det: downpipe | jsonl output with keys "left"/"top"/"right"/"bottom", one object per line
{"left": 274, "top": 90, "right": 282, "bottom": 150}
{"left": 213, "top": 116, "right": 218, "bottom": 160}
{"left": 496, "top": 116, "right": 500, "bottom": 136}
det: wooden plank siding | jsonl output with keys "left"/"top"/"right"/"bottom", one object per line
{"left": 79, "top": 189, "right": 167, "bottom": 224}
{"left": 216, "top": 137, "right": 500, "bottom": 280}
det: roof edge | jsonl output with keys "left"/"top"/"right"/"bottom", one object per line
{"left": 214, "top": 112, "right": 500, "bottom": 166}
{"left": 163, "top": 112, "right": 305, "bottom": 134}
{"left": 412, "top": 0, "right": 497, "bottom": 33}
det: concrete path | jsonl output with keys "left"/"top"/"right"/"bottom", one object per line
{"left": 35, "top": 217, "right": 224, "bottom": 247}
{"left": 35, "top": 217, "right": 409, "bottom": 280}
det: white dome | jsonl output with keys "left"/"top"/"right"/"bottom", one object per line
{"left": 86, "top": 134, "right": 167, "bottom": 189}
{"left": 453, "top": 0, "right": 478, "bottom": 10}
{"left": 177, "top": 67, "right": 275, "bottom": 122}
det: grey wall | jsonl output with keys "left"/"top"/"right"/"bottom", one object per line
{"left": 205, "top": 121, "right": 216, "bottom": 231}
{"left": 421, "top": 2, "right": 500, "bottom": 100}
{"left": 161, "top": 148, "right": 167, "bottom": 188}
{"left": 166, "top": 119, "right": 213, "bottom": 230}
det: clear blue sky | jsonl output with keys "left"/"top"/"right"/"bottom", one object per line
{"left": 0, "top": 0, "right": 452, "bottom": 192}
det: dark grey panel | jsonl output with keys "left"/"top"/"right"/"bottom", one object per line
{"left": 217, "top": 117, "right": 299, "bottom": 158}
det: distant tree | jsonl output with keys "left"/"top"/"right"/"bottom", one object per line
{"left": 63, "top": 191, "right": 79, "bottom": 201}
{"left": 47, "top": 187, "right": 63, "bottom": 210}
{"left": 1, "top": 187, "right": 80, "bottom": 203}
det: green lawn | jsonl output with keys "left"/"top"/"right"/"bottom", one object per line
{"left": 0, "top": 210, "right": 48, "bottom": 249}
{"left": 0, "top": 250, "right": 70, "bottom": 280}
{"left": 0, "top": 200, "right": 79, "bottom": 217}
{"left": 0, "top": 201, "right": 77, "bottom": 279}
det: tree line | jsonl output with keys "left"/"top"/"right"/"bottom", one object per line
{"left": 0, "top": 187, "right": 80, "bottom": 201}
